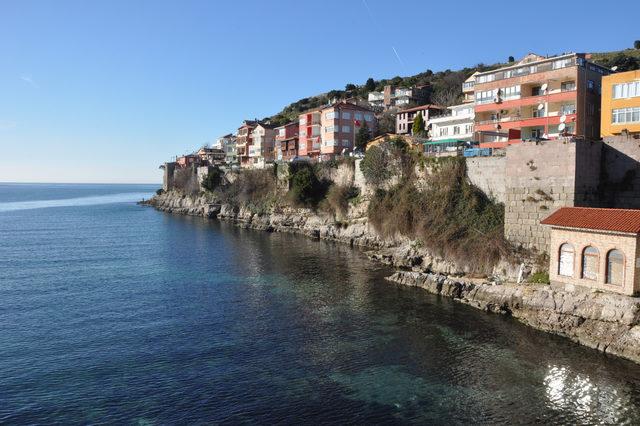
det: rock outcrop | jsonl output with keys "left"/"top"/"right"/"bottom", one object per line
{"left": 387, "top": 270, "right": 640, "bottom": 364}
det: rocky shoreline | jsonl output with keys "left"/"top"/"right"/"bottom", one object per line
{"left": 144, "top": 191, "right": 640, "bottom": 365}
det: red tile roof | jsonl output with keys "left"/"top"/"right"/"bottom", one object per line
{"left": 541, "top": 207, "right": 640, "bottom": 234}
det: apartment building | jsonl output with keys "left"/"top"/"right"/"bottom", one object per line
{"left": 396, "top": 104, "right": 444, "bottom": 135}
{"left": 428, "top": 103, "right": 475, "bottom": 142}
{"left": 368, "top": 85, "right": 429, "bottom": 109}
{"left": 275, "top": 122, "right": 299, "bottom": 162}
{"left": 236, "top": 120, "right": 258, "bottom": 167}
{"left": 298, "top": 102, "right": 377, "bottom": 159}
{"left": 212, "top": 134, "right": 238, "bottom": 165}
{"left": 601, "top": 70, "right": 640, "bottom": 139}
{"left": 473, "top": 53, "right": 609, "bottom": 148}
{"left": 248, "top": 123, "right": 277, "bottom": 168}
{"left": 462, "top": 72, "right": 478, "bottom": 103}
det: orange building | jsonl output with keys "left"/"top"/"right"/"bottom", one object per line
{"left": 601, "top": 70, "right": 640, "bottom": 138}
{"left": 473, "top": 53, "right": 609, "bottom": 148}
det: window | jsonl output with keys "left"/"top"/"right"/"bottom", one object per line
{"left": 453, "top": 126, "right": 460, "bottom": 135}
{"left": 324, "top": 126, "right": 335, "bottom": 133}
{"left": 581, "top": 246, "right": 599, "bottom": 280}
{"left": 561, "top": 81, "right": 576, "bottom": 92}
{"left": 612, "top": 107, "right": 640, "bottom": 124}
{"left": 532, "top": 86, "right": 542, "bottom": 96}
{"left": 503, "top": 85, "right": 521, "bottom": 99}
{"left": 300, "top": 129, "right": 307, "bottom": 137}
{"left": 342, "top": 112, "right": 351, "bottom": 120}
{"left": 300, "top": 117, "right": 307, "bottom": 125}
{"left": 613, "top": 81, "right": 640, "bottom": 99}
{"left": 558, "top": 243, "right": 575, "bottom": 277}
{"left": 311, "top": 127, "right": 320, "bottom": 136}
{"left": 606, "top": 249, "right": 624, "bottom": 285}
{"left": 342, "top": 139, "right": 350, "bottom": 146}
{"left": 439, "top": 127, "right": 448, "bottom": 136}
{"left": 553, "top": 58, "right": 572, "bottom": 69}
{"left": 533, "top": 106, "right": 545, "bottom": 118}
{"left": 465, "top": 124, "right": 473, "bottom": 134}
{"left": 325, "top": 111, "right": 336, "bottom": 120}
{"left": 342, "top": 125, "right": 351, "bottom": 133}
{"left": 560, "top": 104, "right": 576, "bottom": 115}
{"left": 587, "top": 80, "right": 595, "bottom": 92}
{"left": 354, "top": 113, "right": 363, "bottom": 121}
{"left": 364, "top": 114, "right": 373, "bottom": 122}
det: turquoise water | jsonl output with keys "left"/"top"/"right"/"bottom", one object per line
{"left": 2, "top": 183, "right": 640, "bottom": 424}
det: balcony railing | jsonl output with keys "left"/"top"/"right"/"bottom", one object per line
{"left": 476, "top": 57, "right": 579, "bottom": 85}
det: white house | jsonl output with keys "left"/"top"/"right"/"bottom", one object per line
{"left": 248, "top": 123, "right": 276, "bottom": 169}
{"left": 428, "top": 103, "right": 475, "bottom": 142}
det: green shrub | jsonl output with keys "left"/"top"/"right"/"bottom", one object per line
{"left": 201, "top": 168, "right": 223, "bottom": 192}
{"left": 528, "top": 271, "right": 550, "bottom": 284}
{"left": 288, "top": 162, "right": 329, "bottom": 207}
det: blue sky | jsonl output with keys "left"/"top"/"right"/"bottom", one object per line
{"left": 1, "top": 0, "right": 638, "bottom": 183}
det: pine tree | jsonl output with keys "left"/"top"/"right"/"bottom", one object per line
{"left": 355, "top": 121, "right": 371, "bottom": 151}
{"left": 412, "top": 113, "right": 425, "bottom": 136}
{"left": 365, "top": 78, "right": 376, "bottom": 91}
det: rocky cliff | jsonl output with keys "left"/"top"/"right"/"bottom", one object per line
{"left": 387, "top": 271, "right": 640, "bottom": 364}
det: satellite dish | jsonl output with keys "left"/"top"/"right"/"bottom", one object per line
{"left": 541, "top": 83, "right": 548, "bottom": 91}
{"left": 560, "top": 115, "right": 567, "bottom": 123}
{"left": 558, "top": 123, "right": 566, "bottom": 131}
{"left": 542, "top": 133, "right": 548, "bottom": 139}
{"left": 537, "top": 103, "right": 544, "bottom": 110}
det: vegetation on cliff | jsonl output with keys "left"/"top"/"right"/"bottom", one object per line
{"left": 362, "top": 143, "right": 508, "bottom": 272}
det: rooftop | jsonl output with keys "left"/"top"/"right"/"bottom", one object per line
{"left": 541, "top": 207, "right": 640, "bottom": 234}
{"left": 399, "top": 104, "right": 445, "bottom": 114}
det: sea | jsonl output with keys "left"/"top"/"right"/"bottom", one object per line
{"left": 2, "top": 182, "right": 640, "bottom": 424}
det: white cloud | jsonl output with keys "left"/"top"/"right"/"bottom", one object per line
{"left": 20, "top": 75, "right": 39, "bottom": 89}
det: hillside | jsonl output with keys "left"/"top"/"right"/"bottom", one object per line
{"left": 264, "top": 47, "right": 640, "bottom": 127}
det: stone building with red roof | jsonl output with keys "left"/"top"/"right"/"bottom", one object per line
{"left": 542, "top": 207, "right": 640, "bottom": 295}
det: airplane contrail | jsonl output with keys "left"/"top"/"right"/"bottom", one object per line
{"left": 391, "top": 46, "right": 405, "bottom": 68}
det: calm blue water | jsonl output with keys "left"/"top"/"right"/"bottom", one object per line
{"left": 2, "top": 183, "right": 640, "bottom": 424}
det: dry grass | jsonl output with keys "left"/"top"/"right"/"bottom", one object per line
{"left": 368, "top": 157, "right": 508, "bottom": 273}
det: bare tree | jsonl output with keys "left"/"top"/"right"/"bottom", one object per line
{"left": 173, "top": 168, "right": 200, "bottom": 195}
{"left": 431, "top": 87, "right": 461, "bottom": 107}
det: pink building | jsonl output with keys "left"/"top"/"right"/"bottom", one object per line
{"left": 298, "top": 102, "right": 377, "bottom": 159}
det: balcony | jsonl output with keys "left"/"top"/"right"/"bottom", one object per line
{"left": 475, "top": 113, "right": 576, "bottom": 132}
{"left": 475, "top": 57, "right": 579, "bottom": 85}
{"left": 475, "top": 89, "right": 577, "bottom": 112}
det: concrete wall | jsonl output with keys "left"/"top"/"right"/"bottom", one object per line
{"left": 466, "top": 156, "right": 507, "bottom": 203}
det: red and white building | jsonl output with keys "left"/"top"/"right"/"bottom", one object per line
{"left": 473, "top": 53, "right": 610, "bottom": 148}
{"left": 275, "top": 121, "right": 299, "bottom": 162}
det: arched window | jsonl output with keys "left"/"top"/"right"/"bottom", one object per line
{"left": 558, "top": 243, "right": 575, "bottom": 277}
{"left": 581, "top": 246, "right": 599, "bottom": 280}
{"left": 606, "top": 249, "right": 625, "bottom": 285}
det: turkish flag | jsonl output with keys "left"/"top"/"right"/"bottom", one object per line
{"left": 354, "top": 119, "right": 361, "bottom": 127}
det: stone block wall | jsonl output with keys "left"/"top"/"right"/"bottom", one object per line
{"left": 163, "top": 162, "right": 176, "bottom": 191}
{"left": 504, "top": 140, "right": 602, "bottom": 252}
{"left": 466, "top": 156, "right": 507, "bottom": 203}
{"left": 601, "top": 136, "right": 640, "bottom": 209}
